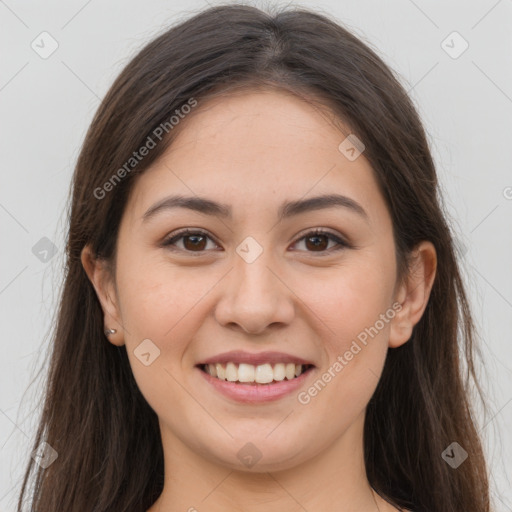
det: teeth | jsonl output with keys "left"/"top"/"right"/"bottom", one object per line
{"left": 238, "top": 363, "right": 255, "bottom": 382}
{"left": 273, "top": 363, "right": 286, "bottom": 381}
{"left": 215, "top": 363, "right": 225, "bottom": 380}
{"left": 203, "top": 362, "right": 310, "bottom": 383}
{"left": 226, "top": 362, "right": 238, "bottom": 382}
{"left": 255, "top": 363, "right": 273, "bottom": 383}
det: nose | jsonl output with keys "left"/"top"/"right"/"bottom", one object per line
{"left": 213, "top": 248, "right": 295, "bottom": 335}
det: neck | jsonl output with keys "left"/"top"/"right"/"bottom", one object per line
{"left": 148, "top": 411, "right": 396, "bottom": 512}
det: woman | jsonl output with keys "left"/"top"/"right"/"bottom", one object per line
{"left": 17, "top": 4, "right": 491, "bottom": 511}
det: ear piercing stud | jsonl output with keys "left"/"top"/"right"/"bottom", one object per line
{"left": 104, "top": 328, "right": 117, "bottom": 336}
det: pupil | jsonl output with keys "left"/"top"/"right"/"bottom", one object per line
{"left": 184, "top": 235, "right": 206, "bottom": 251}
{"left": 306, "top": 235, "right": 327, "bottom": 251}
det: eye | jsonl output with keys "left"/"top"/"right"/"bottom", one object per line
{"left": 161, "top": 228, "right": 350, "bottom": 255}
{"left": 291, "top": 228, "right": 349, "bottom": 254}
{"left": 162, "top": 228, "right": 220, "bottom": 253}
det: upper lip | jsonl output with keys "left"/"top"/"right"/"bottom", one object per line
{"left": 198, "top": 350, "right": 315, "bottom": 367}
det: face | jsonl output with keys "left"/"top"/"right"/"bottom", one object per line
{"left": 83, "top": 87, "right": 433, "bottom": 473}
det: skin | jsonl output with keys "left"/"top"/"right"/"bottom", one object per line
{"left": 82, "top": 87, "right": 436, "bottom": 512}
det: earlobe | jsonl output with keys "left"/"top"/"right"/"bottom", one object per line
{"left": 388, "top": 241, "right": 437, "bottom": 349}
{"left": 80, "top": 245, "right": 125, "bottom": 346}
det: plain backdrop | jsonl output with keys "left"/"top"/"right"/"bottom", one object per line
{"left": 1, "top": 0, "right": 511, "bottom": 510}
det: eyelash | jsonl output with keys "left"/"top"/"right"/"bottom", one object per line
{"left": 161, "top": 228, "right": 350, "bottom": 256}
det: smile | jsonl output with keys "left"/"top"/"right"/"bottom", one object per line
{"left": 199, "top": 362, "right": 314, "bottom": 384}
{"left": 196, "top": 363, "right": 316, "bottom": 403}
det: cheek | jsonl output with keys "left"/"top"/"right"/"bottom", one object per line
{"left": 297, "top": 256, "right": 393, "bottom": 401}
{"left": 118, "top": 254, "right": 205, "bottom": 339}
{"left": 117, "top": 263, "right": 205, "bottom": 421}
{"left": 299, "top": 255, "right": 394, "bottom": 342}
{"left": 298, "top": 284, "right": 391, "bottom": 434}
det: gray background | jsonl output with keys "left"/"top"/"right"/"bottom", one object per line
{"left": 1, "top": 0, "right": 511, "bottom": 510}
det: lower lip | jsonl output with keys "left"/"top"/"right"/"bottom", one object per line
{"left": 197, "top": 366, "right": 315, "bottom": 403}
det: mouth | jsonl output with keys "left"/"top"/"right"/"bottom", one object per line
{"left": 196, "top": 362, "right": 315, "bottom": 385}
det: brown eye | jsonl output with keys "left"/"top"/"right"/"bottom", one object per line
{"left": 293, "top": 229, "right": 348, "bottom": 254}
{"left": 162, "top": 228, "right": 349, "bottom": 255}
{"left": 304, "top": 233, "right": 329, "bottom": 251}
{"left": 162, "top": 229, "right": 219, "bottom": 253}
{"left": 182, "top": 233, "right": 207, "bottom": 251}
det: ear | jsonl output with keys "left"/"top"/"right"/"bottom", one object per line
{"left": 81, "top": 244, "right": 125, "bottom": 346}
{"left": 389, "top": 241, "right": 437, "bottom": 348}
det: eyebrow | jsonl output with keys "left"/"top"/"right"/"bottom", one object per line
{"left": 142, "top": 193, "right": 369, "bottom": 224}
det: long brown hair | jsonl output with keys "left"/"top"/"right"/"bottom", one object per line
{"left": 16, "top": 4, "right": 491, "bottom": 511}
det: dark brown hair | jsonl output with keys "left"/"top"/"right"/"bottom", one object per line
{"left": 17, "top": 4, "right": 491, "bottom": 511}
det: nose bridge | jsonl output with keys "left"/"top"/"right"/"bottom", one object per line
{"left": 234, "top": 233, "right": 281, "bottom": 301}
{"left": 214, "top": 235, "right": 294, "bottom": 333}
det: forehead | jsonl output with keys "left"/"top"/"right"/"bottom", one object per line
{"left": 124, "top": 88, "right": 387, "bottom": 229}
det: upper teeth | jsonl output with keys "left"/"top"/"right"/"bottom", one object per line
{"left": 205, "top": 362, "right": 306, "bottom": 383}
